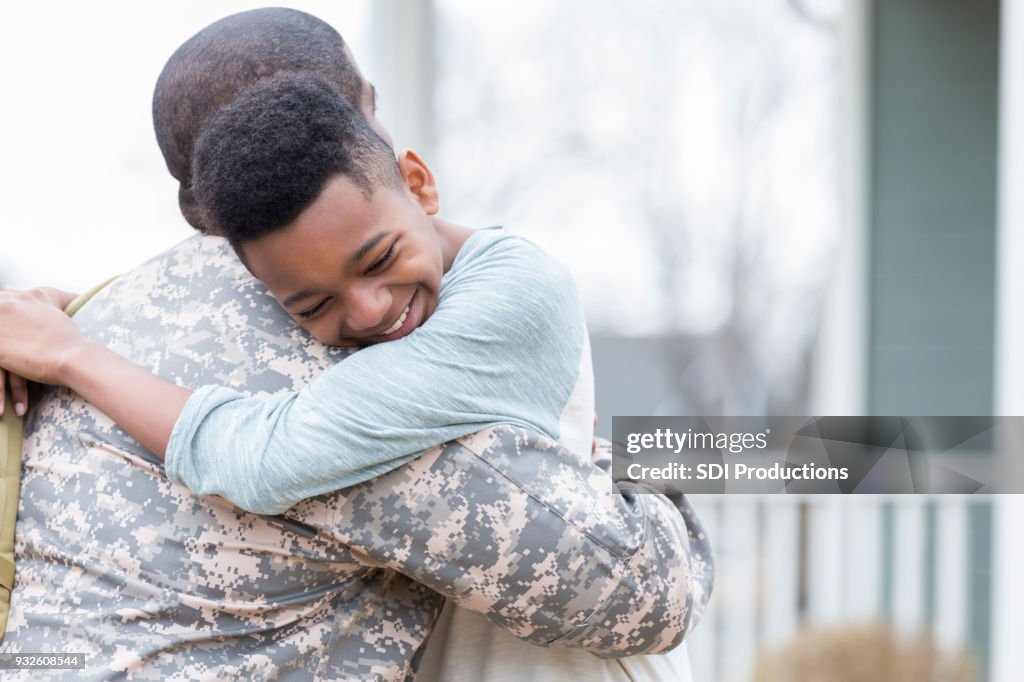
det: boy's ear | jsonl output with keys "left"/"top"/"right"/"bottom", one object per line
{"left": 397, "top": 149, "right": 439, "bottom": 215}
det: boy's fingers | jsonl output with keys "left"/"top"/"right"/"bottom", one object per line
{"left": 10, "top": 373, "right": 28, "bottom": 417}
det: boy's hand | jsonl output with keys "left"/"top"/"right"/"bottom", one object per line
{"left": 0, "top": 287, "right": 85, "bottom": 416}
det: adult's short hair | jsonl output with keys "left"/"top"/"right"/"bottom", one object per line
{"left": 153, "top": 8, "right": 364, "bottom": 231}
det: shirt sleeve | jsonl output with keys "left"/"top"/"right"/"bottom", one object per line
{"left": 306, "top": 425, "right": 714, "bottom": 656}
{"left": 164, "top": 234, "right": 586, "bottom": 515}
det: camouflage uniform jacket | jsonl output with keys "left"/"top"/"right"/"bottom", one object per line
{"left": 0, "top": 236, "right": 713, "bottom": 680}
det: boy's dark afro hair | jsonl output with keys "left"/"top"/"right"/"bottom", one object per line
{"left": 191, "top": 71, "right": 402, "bottom": 245}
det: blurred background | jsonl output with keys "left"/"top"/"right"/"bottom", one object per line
{"left": 0, "top": 0, "right": 1021, "bottom": 680}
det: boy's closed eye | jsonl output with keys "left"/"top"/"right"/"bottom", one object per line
{"left": 299, "top": 298, "right": 331, "bottom": 320}
{"left": 366, "top": 243, "right": 396, "bottom": 273}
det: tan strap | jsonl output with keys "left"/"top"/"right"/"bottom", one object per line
{"left": 0, "top": 557, "right": 13, "bottom": 592}
{"left": 0, "top": 383, "right": 24, "bottom": 634}
{"left": 64, "top": 276, "right": 119, "bottom": 317}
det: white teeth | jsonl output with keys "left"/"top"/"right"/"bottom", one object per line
{"left": 382, "top": 306, "right": 409, "bottom": 335}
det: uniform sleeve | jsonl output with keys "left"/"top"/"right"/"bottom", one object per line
{"left": 165, "top": 236, "right": 585, "bottom": 515}
{"left": 309, "top": 425, "right": 714, "bottom": 656}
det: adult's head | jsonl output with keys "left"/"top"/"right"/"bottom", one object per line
{"left": 153, "top": 7, "right": 389, "bottom": 231}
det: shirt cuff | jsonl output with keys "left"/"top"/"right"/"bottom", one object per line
{"left": 164, "top": 384, "right": 243, "bottom": 491}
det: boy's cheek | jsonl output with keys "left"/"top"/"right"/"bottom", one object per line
{"left": 309, "top": 324, "right": 362, "bottom": 349}
{"left": 298, "top": 319, "right": 336, "bottom": 346}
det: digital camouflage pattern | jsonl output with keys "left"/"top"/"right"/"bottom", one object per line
{"left": 0, "top": 235, "right": 713, "bottom": 680}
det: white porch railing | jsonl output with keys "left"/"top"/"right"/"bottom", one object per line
{"left": 684, "top": 495, "right": 991, "bottom": 682}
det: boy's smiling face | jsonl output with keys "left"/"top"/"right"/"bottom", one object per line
{"left": 240, "top": 151, "right": 454, "bottom": 347}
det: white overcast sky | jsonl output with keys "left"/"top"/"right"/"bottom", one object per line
{"left": 0, "top": 1, "right": 373, "bottom": 291}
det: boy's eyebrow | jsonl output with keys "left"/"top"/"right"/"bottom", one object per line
{"left": 283, "top": 289, "right": 318, "bottom": 308}
{"left": 350, "top": 231, "right": 390, "bottom": 266}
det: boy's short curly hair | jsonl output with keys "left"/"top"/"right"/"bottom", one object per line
{"left": 191, "top": 72, "right": 403, "bottom": 245}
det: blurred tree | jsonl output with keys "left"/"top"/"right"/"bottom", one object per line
{"left": 434, "top": 0, "right": 841, "bottom": 414}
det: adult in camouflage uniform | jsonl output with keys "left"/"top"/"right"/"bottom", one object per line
{"left": 0, "top": 9, "right": 712, "bottom": 680}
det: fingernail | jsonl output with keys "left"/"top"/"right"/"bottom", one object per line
{"left": 14, "top": 402, "right": 25, "bottom": 417}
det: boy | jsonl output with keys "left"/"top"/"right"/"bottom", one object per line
{"left": 169, "top": 70, "right": 596, "bottom": 513}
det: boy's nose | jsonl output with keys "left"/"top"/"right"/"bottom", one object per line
{"left": 343, "top": 284, "right": 392, "bottom": 333}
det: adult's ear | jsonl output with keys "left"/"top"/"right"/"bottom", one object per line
{"left": 396, "top": 149, "right": 439, "bottom": 215}
{"left": 178, "top": 184, "right": 209, "bottom": 232}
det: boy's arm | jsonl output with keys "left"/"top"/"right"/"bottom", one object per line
{"left": 305, "top": 425, "right": 714, "bottom": 657}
